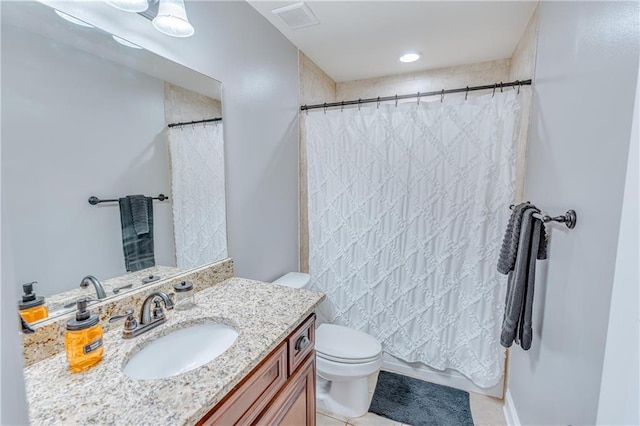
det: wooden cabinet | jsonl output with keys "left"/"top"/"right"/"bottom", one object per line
{"left": 256, "top": 351, "right": 315, "bottom": 426}
{"left": 198, "top": 314, "right": 316, "bottom": 426}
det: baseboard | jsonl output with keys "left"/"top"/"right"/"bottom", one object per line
{"left": 381, "top": 353, "right": 503, "bottom": 398}
{"left": 503, "top": 390, "right": 521, "bottom": 426}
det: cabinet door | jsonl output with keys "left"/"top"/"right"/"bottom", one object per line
{"left": 255, "top": 352, "right": 316, "bottom": 426}
{"left": 198, "top": 342, "right": 288, "bottom": 426}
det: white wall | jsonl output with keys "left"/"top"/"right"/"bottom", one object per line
{"left": 508, "top": 2, "right": 639, "bottom": 425}
{"left": 1, "top": 1, "right": 299, "bottom": 423}
{"left": 596, "top": 55, "right": 640, "bottom": 425}
{"left": 2, "top": 23, "right": 176, "bottom": 297}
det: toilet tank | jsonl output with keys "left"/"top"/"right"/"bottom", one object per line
{"left": 272, "top": 272, "right": 310, "bottom": 289}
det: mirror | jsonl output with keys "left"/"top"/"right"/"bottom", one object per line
{"left": 1, "top": 1, "right": 228, "bottom": 323}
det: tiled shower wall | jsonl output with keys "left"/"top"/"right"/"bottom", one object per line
{"left": 299, "top": 52, "right": 336, "bottom": 273}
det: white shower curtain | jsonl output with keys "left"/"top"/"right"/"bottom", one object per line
{"left": 305, "top": 92, "right": 521, "bottom": 388}
{"left": 169, "top": 123, "right": 227, "bottom": 269}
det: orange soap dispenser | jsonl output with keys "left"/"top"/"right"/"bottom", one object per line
{"left": 18, "top": 282, "right": 48, "bottom": 323}
{"left": 65, "top": 298, "right": 103, "bottom": 373}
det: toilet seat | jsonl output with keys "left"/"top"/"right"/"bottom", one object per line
{"left": 316, "top": 324, "right": 382, "bottom": 364}
{"left": 317, "top": 351, "right": 381, "bottom": 364}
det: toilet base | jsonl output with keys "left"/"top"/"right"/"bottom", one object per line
{"left": 316, "top": 374, "right": 371, "bottom": 418}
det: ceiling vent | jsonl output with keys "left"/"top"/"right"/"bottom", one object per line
{"left": 272, "top": 2, "right": 319, "bottom": 30}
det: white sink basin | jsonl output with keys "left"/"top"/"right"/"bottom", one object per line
{"left": 122, "top": 323, "right": 238, "bottom": 380}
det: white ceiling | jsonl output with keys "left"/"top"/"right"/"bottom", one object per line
{"left": 248, "top": 1, "right": 537, "bottom": 82}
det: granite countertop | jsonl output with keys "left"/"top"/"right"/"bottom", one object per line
{"left": 24, "top": 277, "right": 325, "bottom": 425}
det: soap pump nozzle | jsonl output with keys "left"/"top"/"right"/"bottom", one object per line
{"left": 21, "top": 281, "right": 38, "bottom": 302}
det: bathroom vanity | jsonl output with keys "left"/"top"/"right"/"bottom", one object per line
{"left": 22, "top": 277, "right": 324, "bottom": 425}
{"left": 199, "top": 314, "right": 316, "bottom": 425}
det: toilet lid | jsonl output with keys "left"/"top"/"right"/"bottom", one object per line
{"left": 315, "top": 324, "right": 382, "bottom": 363}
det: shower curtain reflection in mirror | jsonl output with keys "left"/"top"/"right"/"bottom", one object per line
{"left": 169, "top": 122, "right": 228, "bottom": 269}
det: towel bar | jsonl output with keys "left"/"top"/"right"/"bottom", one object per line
{"left": 88, "top": 194, "right": 169, "bottom": 205}
{"left": 509, "top": 204, "right": 577, "bottom": 229}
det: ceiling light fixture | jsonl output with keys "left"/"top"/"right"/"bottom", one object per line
{"left": 152, "top": 0, "right": 195, "bottom": 38}
{"left": 105, "top": 0, "right": 149, "bottom": 13}
{"left": 54, "top": 10, "right": 95, "bottom": 28}
{"left": 112, "top": 35, "right": 143, "bottom": 49}
{"left": 399, "top": 51, "right": 421, "bottom": 63}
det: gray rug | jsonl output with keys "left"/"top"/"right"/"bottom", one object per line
{"left": 369, "top": 371, "right": 474, "bottom": 426}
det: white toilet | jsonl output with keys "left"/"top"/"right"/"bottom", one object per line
{"left": 273, "top": 272, "right": 383, "bottom": 418}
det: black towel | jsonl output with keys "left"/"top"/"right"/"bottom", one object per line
{"left": 498, "top": 202, "right": 547, "bottom": 274}
{"left": 119, "top": 196, "right": 155, "bottom": 272}
{"left": 500, "top": 208, "right": 548, "bottom": 350}
{"left": 128, "top": 194, "right": 150, "bottom": 235}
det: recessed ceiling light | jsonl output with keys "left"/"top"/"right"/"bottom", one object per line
{"left": 112, "top": 35, "right": 143, "bottom": 49}
{"left": 399, "top": 51, "right": 421, "bottom": 63}
{"left": 54, "top": 10, "right": 95, "bottom": 28}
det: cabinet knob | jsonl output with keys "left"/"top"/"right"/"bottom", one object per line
{"left": 295, "top": 335, "right": 311, "bottom": 352}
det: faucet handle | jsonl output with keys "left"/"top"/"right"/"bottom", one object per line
{"left": 152, "top": 300, "right": 166, "bottom": 320}
{"left": 109, "top": 309, "right": 138, "bottom": 331}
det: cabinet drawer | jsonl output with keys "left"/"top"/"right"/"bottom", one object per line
{"left": 198, "top": 341, "right": 288, "bottom": 426}
{"left": 288, "top": 314, "right": 315, "bottom": 376}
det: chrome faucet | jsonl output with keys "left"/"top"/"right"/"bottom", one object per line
{"left": 109, "top": 291, "right": 174, "bottom": 339}
{"left": 80, "top": 275, "right": 107, "bottom": 299}
{"left": 140, "top": 291, "right": 174, "bottom": 324}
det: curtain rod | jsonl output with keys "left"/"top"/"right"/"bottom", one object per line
{"left": 167, "top": 117, "right": 222, "bottom": 128}
{"left": 300, "top": 79, "right": 532, "bottom": 111}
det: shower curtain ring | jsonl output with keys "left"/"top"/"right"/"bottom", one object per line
{"left": 303, "top": 105, "right": 308, "bottom": 116}
{"left": 358, "top": 99, "right": 362, "bottom": 111}
{"left": 517, "top": 81, "right": 521, "bottom": 94}
{"left": 493, "top": 83, "right": 497, "bottom": 97}
{"left": 395, "top": 95, "right": 398, "bottom": 107}
{"left": 324, "top": 103, "right": 327, "bottom": 114}
{"left": 417, "top": 92, "right": 420, "bottom": 105}
{"left": 500, "top": 82, "right": 504, "bottom": 93}
{"left": 440, "top": 89, "right": 444, "bottom": 103}
{"left": 465, "top": 86, "right": 469, "bottom": 100}
{"left": 377, "top": 97, "right": 381, "bottom": 109}
{"left": 341, "top": 101, "right": 344, "bottom": 112}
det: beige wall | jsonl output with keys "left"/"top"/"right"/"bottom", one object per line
{"left": 164, "top": 82, "right": 222, "bottom": 124}
{"left": 509, "top": 9, "right": 539, "bottom": 201}
{"left": 336, "top": 58, "right": 511, "bottom": 101}
{"left": 299, "top": 52, "right": 336, "bottom": 272}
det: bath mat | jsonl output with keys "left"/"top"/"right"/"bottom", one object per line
{"left": 369, "top": 371, "right": 474, "bottom": 426}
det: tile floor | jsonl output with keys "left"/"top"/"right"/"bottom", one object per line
{"left": 316, "top": 371, "right": 506, "bottom": 426}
